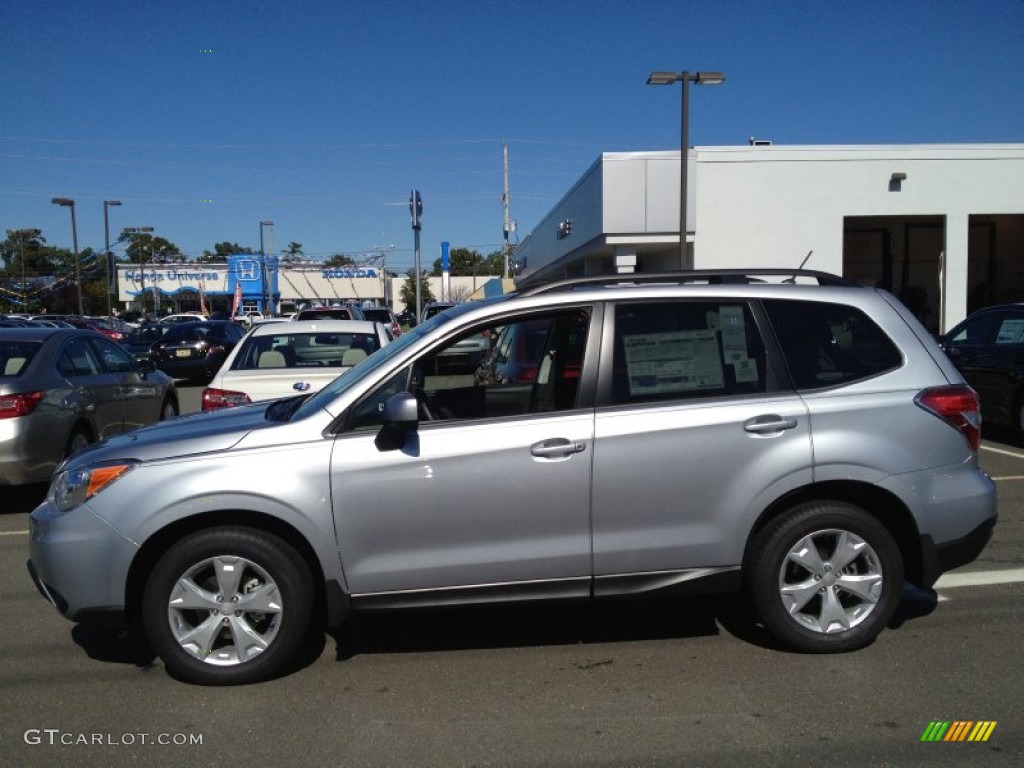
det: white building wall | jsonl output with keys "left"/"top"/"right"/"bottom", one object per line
{"left": 696, "top": 145, "right": 1024, "bottom": 329}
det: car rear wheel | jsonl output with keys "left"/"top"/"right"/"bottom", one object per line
{"left": 747, "top": 501, "right": 903, "bottom": 652}
{"left": 142, "top": 527, "right": 314, "bottom": 685}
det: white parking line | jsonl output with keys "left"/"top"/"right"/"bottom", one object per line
{"left": 934, "top": 568, "right": 1024, "bottom": 589}
{"left": 981, "top": 443, "right": 1024, "bottom": 460}
{"left": 0, "top": 530, "right": 29, "bottom": 536}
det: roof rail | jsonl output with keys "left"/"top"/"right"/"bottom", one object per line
{"left": 518, "top": 269, "right": 853, "bottom": 296}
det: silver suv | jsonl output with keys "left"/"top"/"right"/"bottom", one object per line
{"left": 28, "top": 270, "right": 997, "bottom": 685}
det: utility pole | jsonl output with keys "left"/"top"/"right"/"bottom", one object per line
{"left": 502, "top": 141, "right": 511, "bottom": 278}
{"left": 410, "top": 189, "right": 423, "bottom": 320}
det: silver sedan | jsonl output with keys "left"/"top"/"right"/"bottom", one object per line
{"left": 0, "top": 327, "right": 179, "bottom": 485}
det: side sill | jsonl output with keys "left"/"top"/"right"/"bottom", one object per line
{"left": 594, "top": 567, "right": 742, "bottom": 598}
{"left": 351, "top": 576, "right": 591, "bottom": 611}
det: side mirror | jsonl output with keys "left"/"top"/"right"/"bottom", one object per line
{"left": 374, "top": 392, "right": 419, "bottom": 451}
{"left": 136, "top": 358, "right": 157, "bottom": 374}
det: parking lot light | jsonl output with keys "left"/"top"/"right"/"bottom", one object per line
{"left": 646, "top": 70, "right": 726, "bottom": 270}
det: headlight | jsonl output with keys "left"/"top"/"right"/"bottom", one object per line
{"left": 51, "top": 462, "right": 135, "bottom": 513}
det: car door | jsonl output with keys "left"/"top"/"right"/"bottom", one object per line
{"left": 589, "top": 299, "right": 813, "bottom": 589}
{"left": 56, "top": 335, "right": 124, "bottom": 439}
{"left": 329, "top": 307, "right": 597, "bottom": 601}
{"left": 87, "top": 335, "right": 162, "bottom": 430}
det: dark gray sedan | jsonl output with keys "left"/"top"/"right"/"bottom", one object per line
{"left": 0, "top": 327, "right": 179, "bottom": 485}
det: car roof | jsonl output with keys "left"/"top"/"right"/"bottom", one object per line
{"left": 248, "top": 319, "right": 381, "bottom": 336}
{"left": 0, "top": 326, "right": 89, "bottom": 342}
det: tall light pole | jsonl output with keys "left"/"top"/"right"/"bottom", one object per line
{"left": 51, "top": 197, "right": 82, "bottom": 314}
{"left": 646, "top": 70, "right": 725, "bottom": 270}
{"left": 259, "top": 220, "right": 273, "bottom": 315}
{"left": 103, "top": 200, "right": 122, "bottom": 318}
{"left": 6, "top": 228, "right": 42, "bottom": 310}
{"left": 410, "top": 190, "right": 423, "bottom": 320}
{"left": 122, "top": 226, "right": 154, "bottom": 317}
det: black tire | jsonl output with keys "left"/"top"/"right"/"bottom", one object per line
{"left": 159, "top": 395, "right": 179, "bottom": 421}
{"left": 746, "top": 501, "right": 903, "bottom": 653}
{"left": 64, "top": 425, "right": 93, "bottom": 458}
{"left": 142, "top": 527, "right": 314, "bottom": 685}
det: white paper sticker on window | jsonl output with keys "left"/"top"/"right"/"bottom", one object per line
{"left": 719, "top": 306, "right": 748, "bottom": 362}
{"left": 623, "top": 330, "right": 723, "bottom": 396}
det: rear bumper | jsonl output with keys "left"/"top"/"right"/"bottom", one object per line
{"left": 919, "top": 517, "right": 997, "bottom": 589}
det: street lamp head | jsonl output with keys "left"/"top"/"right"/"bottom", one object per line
{"left": 647, "top": 71, "right": 681, "bottom": 85}
{"left": 105, "top": 200, "right": 122, "bottom": 207}
{"left": 261, "top": 220, "right": 274, "bottom": 226}
{"left": 647, "top": 70, "right": 726, "bottom": 86}
{"left": 695, "top": 71, "right": 726, "bottom": 86}
{"left": 51, "top": 197, "right": 75, "bottom": 207}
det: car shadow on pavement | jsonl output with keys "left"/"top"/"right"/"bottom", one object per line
{"left": 329, "top": 595, "right": 784, "bottom": 661}
{"left": 329, "top": 582, "right": 941, "bottom": 662}
{"left": 72, "top": 625, "right": 159, "bottom": 671}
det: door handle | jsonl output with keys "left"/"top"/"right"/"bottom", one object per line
{"left": 530, "top": 438, "right": 585, "bottom": 459}
{"left": 743, "top": 415, "right": 798, "bottom": 434}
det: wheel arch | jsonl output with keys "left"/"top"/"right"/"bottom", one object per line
{"left": 125, "top": 510, "right": 348, "bottom": 631}
{"left": 64, "top": 418, "right": 97, "bottom": 453}
{"left": 745, "top": 480, "right": 925, "bottom": 586}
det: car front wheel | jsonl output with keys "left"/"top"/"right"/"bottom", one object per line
{"left": 142, "top": 527, "right": 314, "bottom": 685}
{"left": 747, "top": 501, "right": 903, "bottom": 652}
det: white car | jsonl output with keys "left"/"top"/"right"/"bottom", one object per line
{"left": 201, "top": 320, "right": 390, "bottom": 411}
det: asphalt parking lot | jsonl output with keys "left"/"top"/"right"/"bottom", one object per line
{"left": 1, "top": 382, "right": 1021, "bottom": 766}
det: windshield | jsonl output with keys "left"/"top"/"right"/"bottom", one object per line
{"left": 288, "top": 300, "right": 492, "bottom": 421}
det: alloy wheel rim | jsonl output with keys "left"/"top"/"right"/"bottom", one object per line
{"left": 777, "top": 528, "right": 884, "bottom": 634}
{"left": 166, "top": 555, "right": 283, "bottom": 666}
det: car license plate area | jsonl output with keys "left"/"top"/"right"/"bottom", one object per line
{"left": 175, "top": 349, "right": 192, "bottom": 358}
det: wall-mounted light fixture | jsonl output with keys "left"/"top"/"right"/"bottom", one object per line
{"left": 557, "top": 219, "right": 573, "bottom": 239}
{"left": 889, "top": 172, "right": 907, "bottom": 192}
{"left": 890, "top": 172, "right": 907, "bottom": 182}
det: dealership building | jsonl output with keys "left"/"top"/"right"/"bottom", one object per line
{"left": 116, "top": 255, "right": 497, "bottom": 317}
{"left": 511, "top": 143, "right": 1024, "bottom": 333}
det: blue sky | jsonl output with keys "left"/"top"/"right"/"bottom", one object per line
{"left": 2, "top": 0, "right": 1022, "bottom": 273}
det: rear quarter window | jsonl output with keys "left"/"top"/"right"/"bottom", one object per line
{"left": 763, "top": 299, "right": 903, "bottom": 390}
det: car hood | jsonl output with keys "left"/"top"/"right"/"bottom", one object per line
{"left": 62, "top": 402, "right": 271, "bottom": 468}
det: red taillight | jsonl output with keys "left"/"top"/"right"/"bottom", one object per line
{"left": 915, "top": 385, "right": 981, "bottom": 452}
{"left": 0, "top": 391, "right": 44, "bottom": 419}
{"left": 201, "top": 387, "right": 251, "bottom": 411}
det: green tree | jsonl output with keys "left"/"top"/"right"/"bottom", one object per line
{"left": 430, "top": 247, "right": 504, "bottom": 277}
{"left": 323, "top": 253, "right": 356, "bottom": 268}
{"left": 399, "top": 269, "right": 435, "bottom": 310}
{"left": 283, "top": 242, "right": 304, "bottom": 258}
{"left": 124, "top": 234, "right": 181, "bottom": 264}
{"left": 198, "top": 241, "right": 253, "bottom": 262}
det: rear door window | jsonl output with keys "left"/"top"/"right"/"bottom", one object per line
{"left": 608, "top": 301, "right": 767, "bottom": 405}
{"left": 763, "top": 299, "right": 903, "bottom": 390}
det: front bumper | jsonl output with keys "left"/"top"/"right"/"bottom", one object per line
{"left": 27, "top": 497, "right": 138, "bottom": 624}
